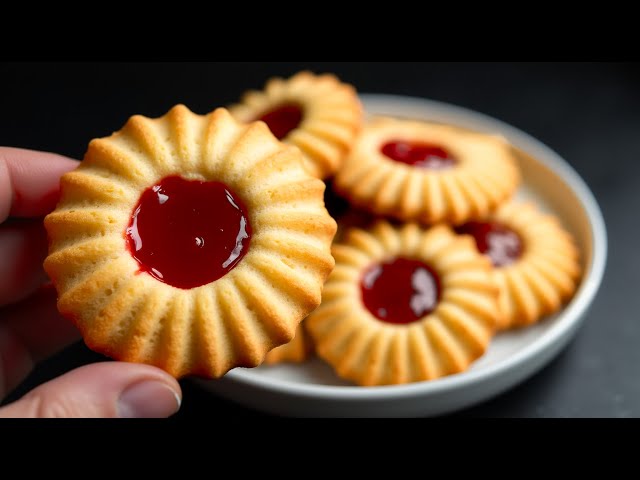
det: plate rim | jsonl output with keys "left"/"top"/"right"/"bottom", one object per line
{"left": 219, "top": 93, "right": 608, "bottom": 401}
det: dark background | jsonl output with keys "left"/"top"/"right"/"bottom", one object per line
{"left": 0, "top": 62, "right": 637, "bottom": 417}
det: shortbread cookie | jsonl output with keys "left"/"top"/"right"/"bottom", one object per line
{"left": 334, "top": 117, "right": 520, "bottom": 225}
{"left": 307, "top": 221, "right": 499, "bottom": 387}
{"left": 44, "top": 105, "right": 337, "bottom": 379}
{"left": 229, "top": 71, "right": 362, "bottom": 179}
{"left": 264, "top": 322, "right": 314, "bottom": 365}
{"left": 455, "top": 202, "right": 581, "bottom": 330}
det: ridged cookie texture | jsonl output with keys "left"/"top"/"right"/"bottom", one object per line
{"left": 264, "top": 322, "right": 314, "bottom": 365}
{"left": 334, "top": 117, "right": 520, "bottom": 225}
{"left": 44, "top": 105, "right": 337, "bottom": 379}
{"left": 459, "top": 202, "right": 582, "bottom": 330}
{"left": 307, "top": 221, "right": 499, "bottom": 387}
{"left": 229, "top": 71, "right": 363, "bottom": 179}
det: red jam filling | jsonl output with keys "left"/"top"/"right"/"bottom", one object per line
{"left": 258, "top": 104, "right": 303, "bottom": 140}
{"left": 381, "top": 141, "right": 457, "bottom": 170}
{"left": 360, "top": 257, "right": 441, "bottom": 325}
{"left": 125, "top": 176, "right": 251, "bottom": 289}
{"left": 455, "top": 221, "right": 523, "bottom": 268}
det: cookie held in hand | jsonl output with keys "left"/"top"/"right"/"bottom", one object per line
{"left": 44, "top": 105, "right": 337, "bottom": 379}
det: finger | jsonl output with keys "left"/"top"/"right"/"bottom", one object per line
{"left": 0, "top": 285, "right": 80, "bottom": 396}
{"left": 0, "top": 219, "right": 49, "bottom": 306}
{"left": 0, "top": 362, "right": 182, "bottom": 418}
{"left": 0, "top": 147, "right": 78, "bottom": 222}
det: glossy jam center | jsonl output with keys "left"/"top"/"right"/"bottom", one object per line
{"left": 360, "top": 257, "right": 441, "bottom": 325}
{"left": 455, "top": 221, "right": 523, "bottom": 267}
{"left": 258, "top": 104, "right": 303, "bottom": 140}
{"left": 126, "top": 176, "right": 252, "bottom": 289}
{"left": 381, "top": 141, "right": 457, "bottom": 170}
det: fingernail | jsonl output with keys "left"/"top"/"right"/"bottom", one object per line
{"left": 118, "top": 381, "right": 181, "bottom": 418}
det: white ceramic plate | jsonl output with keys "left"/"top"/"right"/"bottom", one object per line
{"left": 195, "top": 94, "right": 607, "bottom": 417}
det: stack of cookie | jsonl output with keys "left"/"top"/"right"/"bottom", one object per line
{"left": 231, "top": 72, "right": 581, "bottom": 386}
{"left": 42, "top": 71, "right": 581, "bottom": 387}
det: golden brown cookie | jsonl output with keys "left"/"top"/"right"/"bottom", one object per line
{"left": 229, "top": 71, "right": 363, "bottom": 179}
{"left": 455, "top": 202, "right": 581, "bottom": 330}
{"left": 306, "top": 221, "right": 499, "bottom": 387}
{"left": 264, "top": 322, "right": 314, "bottom": 365}
{"left": 334, "top": 117, "right": 520, "bottom": 225}
{"left": 44, "top": 105, "right": 337, "bottom": 379}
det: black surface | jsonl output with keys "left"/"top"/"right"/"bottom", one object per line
{"left": 0, "top": 62, "right": 636, "bottom": 418}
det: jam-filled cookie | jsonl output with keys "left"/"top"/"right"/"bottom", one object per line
{"left": 44, "top": 105, "right": 337, "bottom": 379}
{"left": 455, "top": 202, "right": 581, "bottom": 330}
{"left": 334, "top": 117, "right": 520, "bottom": 225}
{"left": 229, "top": 71, "right": 362, "bottom": 179}
{"left": 264, "top": 322, "right": 314, "bottom": 365}
{"left": 306, "top": 221, "right": 499, "bottom": 387}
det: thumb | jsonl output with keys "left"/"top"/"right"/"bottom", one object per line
{"left": 0, "top": 362, "right": 182, "bottom": 418}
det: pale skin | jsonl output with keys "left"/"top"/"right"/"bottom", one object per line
{"left": 0, "top": 148, "right": 182, "bottom": 418}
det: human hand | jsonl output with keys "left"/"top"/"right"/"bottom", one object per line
{"left": 0, "top": 148, "right": 182, "bottom": 418}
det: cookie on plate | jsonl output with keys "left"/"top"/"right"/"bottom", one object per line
{"left": 229, "top": 71, "right": 363, "bottom": 179}
{"left": 334, "top": 117, "right": 520, "bottom": 225}
{"left": 455, "top": 201, "right": 581, "bottom": 330}
{"left": 307, "top": 221, "right": 499, "bottom": 387}
{"left": 44, "top": 105, "right": 337, "bottom": 379}
{"left": 264, "top": 322, "right": 314, "bottom": 365}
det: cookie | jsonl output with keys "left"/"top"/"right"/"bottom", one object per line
{"left": 229, "top": 71, "right": 363, "bottom": 179}
{"left": 334, "top": 117, "right": 520, "bottom": 225}
{"left": 264, "top": 322, "right": 314, "bottom": 365}
{"left": 306, "top": 221, "right": 499, "bottom": 387}
{"left": 455, "top": 202, "right": 581, "bottom": 329}
{"left": 44, "top": 105, "right": 337, "bottom": 379}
